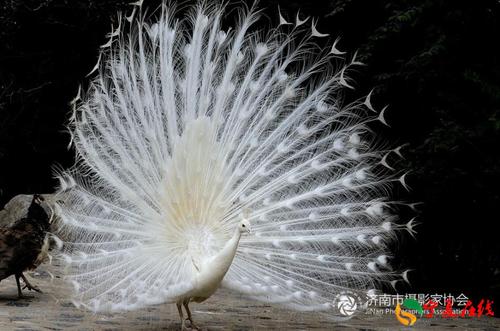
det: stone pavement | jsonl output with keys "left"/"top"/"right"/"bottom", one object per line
{"left": 0, "top": 266, "right": 498, "bottom": 330}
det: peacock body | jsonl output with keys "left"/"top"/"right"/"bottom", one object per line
{"left": 56, "top": 1, "right": 413, "bottom": 324}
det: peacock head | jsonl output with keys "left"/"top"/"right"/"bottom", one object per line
{"left": 238, "top": 219, "right": 251, "bottom": 234}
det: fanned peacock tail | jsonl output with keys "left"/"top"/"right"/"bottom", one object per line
{"left": 55, "top": 2, "right": 414, "bottom": 313}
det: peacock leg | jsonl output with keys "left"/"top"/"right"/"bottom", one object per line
{"left": 183, "top": 299, "right": 200, "bottom": 330}
{"left": 20, "top": 273, "right": 42, "bottom": 293}
{"left": 15, "top": 274, "right": 23, "bottom": 298}
{"left": 177, "top": 302, "right": 186, "bottom": 330}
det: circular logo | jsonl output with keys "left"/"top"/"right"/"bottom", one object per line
{"left": 333, "top": 291, "right": 362, "bottom": 316}
{"left": 337, "top": 294, "right": 358, "bottom": 316}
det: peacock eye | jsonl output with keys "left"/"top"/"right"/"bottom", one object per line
{"left": 242, "top": 224, "right": 246, "bottom": 227}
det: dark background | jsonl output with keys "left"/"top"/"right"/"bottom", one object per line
{"left": 1, "top": 0, "right": 499, "bottom": 313}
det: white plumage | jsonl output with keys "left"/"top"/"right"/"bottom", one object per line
{"left": 56, "top": 1, "right": 413, "bottom": 325}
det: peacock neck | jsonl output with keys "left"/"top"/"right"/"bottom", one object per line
{"left": 205, "top": 229, "right": 241, "bottom": 279}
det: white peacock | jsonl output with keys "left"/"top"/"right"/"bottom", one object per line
{"left": 55, "top": 2, "right": 414, "bottom": 329}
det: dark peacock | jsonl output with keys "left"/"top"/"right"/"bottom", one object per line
{"left": 0, "top": 194, "right": 52, "bottom": 297}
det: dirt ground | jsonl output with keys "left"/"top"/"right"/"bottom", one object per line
{"left": 0, "top": 266, "right": 498, "bottom": 330}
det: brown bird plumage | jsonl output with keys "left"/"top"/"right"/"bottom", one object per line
{"left": 0, "top": 194, "right": 51, "bottom": 297}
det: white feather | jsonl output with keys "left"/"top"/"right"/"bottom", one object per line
{"left": 85, "top": 52, "right": 101, "bottom": 77}
{"left": 58, "top": 3, "right": 407, "bottom": 315}
{"left": 363, "top": 89, "right": 376, "bottom": 112}
{"left": 295, "top": 10, "right": 309, "bottom": 27}
{"left": 278, "top": 6, "right": 292, "bottom": 26}
{"left": 330, "top": 37, "right": 346, "bottom": 55}
{"left": 311, "top": 19, "right": 329, "bottom": 38}
{"left": 378, "top": 105, "right": 390, "bottom": 126}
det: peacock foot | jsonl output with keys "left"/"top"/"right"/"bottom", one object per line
{"left": 185, "top": 318, "right": 201, "bottom": 330}
{"left": 22, "top": 283, "right": 42, "bottom": 293}
{"left": 21, "top": 275, "right": 42, "bottom": 293}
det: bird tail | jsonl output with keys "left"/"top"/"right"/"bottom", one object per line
{"left": 53, "top": 2, "right": 414, "bottom": 314}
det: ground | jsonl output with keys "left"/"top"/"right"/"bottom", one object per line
{"left": 0, "top": 267, "right": 498, "bottom": 330}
